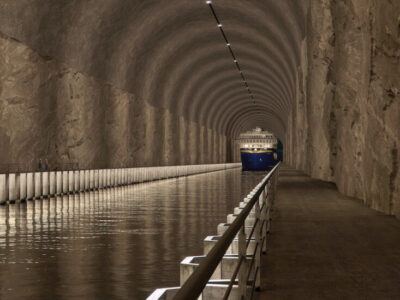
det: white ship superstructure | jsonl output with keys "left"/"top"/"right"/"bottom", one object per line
{"left": 236, "top": 127, "right": 277, "bottom": 150}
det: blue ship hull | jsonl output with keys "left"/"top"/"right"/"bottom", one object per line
{"left": 240, "top": 149, "right": 277, "bottom": 171}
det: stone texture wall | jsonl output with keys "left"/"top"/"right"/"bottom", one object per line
{"left": 0, "top": 32, "right": 227, "bottom": 172}
{"left": 286, "top": 0, "right": 400, "bottom": 218}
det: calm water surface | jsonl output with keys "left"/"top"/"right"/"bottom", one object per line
{"left": 0, "top": 169, "right": 266, "bottom": 299}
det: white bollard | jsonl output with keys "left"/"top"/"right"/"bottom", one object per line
{"left": 79, "top": 170, "right": 85, "bottom": 191}
{"left": 27, "top": 173, "right": 34, "bottom": 200}
{"left": 84, "top": 170, "right": 90, "bottom": 191}
{"left": 129, "top": 168, "right": 133, "bottom": 184}
{"left": 15, "top": 174, "right": 20, "bottom": 200}
{"left": 56, "top": 171, "right": 62, "bottom": 195}
{"left": 8, "top": 174, "right": 16, "bottom": 202}
{"left": 42, "top": 172, "right": 49, "bottom": 198}
{"left": 34, "top": 172, "right": 41, "bottom": 199}
{"left": 94, "top": 170, "right": 99, "bottom": 189}
{"left": 99, "top": 170, "right": 104, "bottom": 189}
{"left": 0, "top": 174, "right": 6, "bottom": 204}
{"left": 89, "top": 170, "right": 94, "bottom": 190}
{"left": 62, "top": 171, "right": 69, "bottom": 194}
{"left": 110, "top": 170, "right": 115, "bottom": 187}
{"left": 68, "top": 171, "right": 74, "bottom": 193}
{"left": 74, "top": 171, "right": 80, "bottom": 192}
{"left": 104, "top": 170, "right": 108, "bottom": 188}
{"left": 20, "top": 173, "right": 27, "bottom": 201}
{"left": 49, "top": 172, "right": 56, "bottom": 196}
{"left": 116, "top": 169, "right": 120, "bottom": 186}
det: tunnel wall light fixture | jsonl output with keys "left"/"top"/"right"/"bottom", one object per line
{"left": 206, "top": 1, "right": 255, "bottom": 104}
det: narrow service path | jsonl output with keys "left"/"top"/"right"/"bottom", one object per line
{"left": 257, "top": 167, "right": 400, "bottom": 299}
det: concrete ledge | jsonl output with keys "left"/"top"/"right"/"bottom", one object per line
{"left": 227, "top": 214, "right": 255, "bottom": 227}
{"left": 180, "top": 255, "right": 254, "bottom": 286}
{"left": 146, "top": 287, "right": 180, "bottom": 300}
{"left": 147, "top": 285, "right": 249, "bottom": 300}
{"left": 217, "top": 223, "right": 254, "bottom": 238}
{"left": 204, "top": 235, "right": 256, "bottom": 255}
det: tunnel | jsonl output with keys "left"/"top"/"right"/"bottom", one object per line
{"left": 0, "top": 0, "right": 399, "bottom": 299}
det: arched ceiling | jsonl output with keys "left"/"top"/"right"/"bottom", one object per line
{"left": 0, "top": 0, "right": 308, "bottom": 140}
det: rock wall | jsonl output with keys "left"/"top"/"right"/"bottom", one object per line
{"left": 0, "top": 32, "right": 227, "bottom": 172}
{"left": 287, "top": 0, "right": 400, "bottom": 218}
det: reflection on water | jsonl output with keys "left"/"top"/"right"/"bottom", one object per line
{"left": 0, "top": 169, "right": 265, "bottom": 299}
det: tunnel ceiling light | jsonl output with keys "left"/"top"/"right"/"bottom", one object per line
{"left": 206, "top": 1, "right": 255, "bottom": 105}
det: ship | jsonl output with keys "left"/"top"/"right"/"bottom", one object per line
{"left": 236, "top": 127, "right": 279, "bottom": 171}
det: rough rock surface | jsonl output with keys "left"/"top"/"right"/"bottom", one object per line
{"left": 0, "top": 0, "right": 398, "bottom": 220}
{"left": 0, "top": 0, "right": 307, "bottom": 138}
{"left": 0, "top": 33, "right": 227, "bottom": 172}
{"left": 286, "top": 0, "right": 400, "bottom": 218}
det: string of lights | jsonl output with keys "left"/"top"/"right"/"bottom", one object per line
{"left": 206, "top": 0, "right": 255, "bottom": 104}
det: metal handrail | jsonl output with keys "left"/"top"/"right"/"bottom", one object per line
{"left": 173, "top": 162, "right": 280, "bottom": 300}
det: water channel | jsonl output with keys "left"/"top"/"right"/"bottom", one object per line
{"left": 0, "top": 168, "right": 266, "bottom": 299}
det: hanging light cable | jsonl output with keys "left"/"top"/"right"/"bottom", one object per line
{"left": 206, "top": 1, "right": 255, "bottom": 104}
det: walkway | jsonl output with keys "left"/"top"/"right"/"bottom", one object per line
{"left": 257, "top": 167, "right": 400, "bottom": 299}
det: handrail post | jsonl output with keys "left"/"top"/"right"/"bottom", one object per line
{"left": 271, "top": 172, "right": 277, "bottom": 205}
{"left": 266, "top": 183, "right": 271, "bottom": 234}
{"left": 238, "top": 224, "right": 247, "bottom": 299}
{"left": 261, "top": 187, "right": 267, "bottom": 253}
{"left": 255, "top": 193, "right": 261, "bottom": 290}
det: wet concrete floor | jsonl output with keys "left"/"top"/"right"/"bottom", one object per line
{"left": 0, "top": 168, "right": 266, "bottom": 300}
{"left": 257, "top": 167, "right": 400, "bottom": 299}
